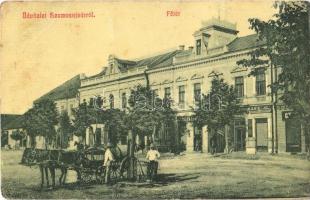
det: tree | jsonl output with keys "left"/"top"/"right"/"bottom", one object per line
{"left": 100, "top": 109, "right": 128, "bottom": 146}
{"left": 126, "top": 84, "right": 177, "bottom": 179}
{"left": 10, "top": 130, "right": 25, "bottom": 145}
{"left": 193, "top": 76, "right": 243, "bottom": 153}
{"left": 72, "top": 100, "right": 97, "bottom": 144}
{"left": 58, "top": 111, "right": 74, "bottom": 148}
{"left": 1, "top": 131, "right": 8, "bottom": 147}
{"left": 23, "top": 99, "right": 58, "bottom": 149}
{"left": 127, "top": 85, "right": 177, "bottom": 149}
{"left": 237, "top": 1, "right": 310, "bottom": 152}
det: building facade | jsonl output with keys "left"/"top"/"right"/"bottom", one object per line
{"left": 10, "top": 18, "right": 306, "bottom": 153}
{"left": 77, "top": 18, "right": 307, "bottom": 154}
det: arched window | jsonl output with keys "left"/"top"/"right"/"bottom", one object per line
{"left": 109, "top": 94, "right": 114, "bottom": 109}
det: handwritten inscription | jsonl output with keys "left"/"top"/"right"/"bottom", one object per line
{"left": 22, "top": 12, "right": 95, "bottom": 19}
{"left": 166, "top": 11, "right": 180, "bottom": 16}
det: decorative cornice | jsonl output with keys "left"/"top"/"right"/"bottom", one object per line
{"left": 208, "top": 70, "right": 223, "bottom": 77}
{"left": 150, "top": 81, "right": 160, "bottom": 86}
{"left": 176, "top": 76, "right": 188, "bottom": 82}
{"left": 191, "top": 74, "right": 204, "bottom": 80}
{"left": 147, "top": 48, "right": 258, "bottom": 75}
{"left": 231, "top": 66, "right": 247, "bottom": 74}
{"left": 162, "top": 79, "right": 173, "bottom": 85}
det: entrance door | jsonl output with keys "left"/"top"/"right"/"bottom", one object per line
{"left": 256, "top": 118, "right": 268, "bottom": 151}
{"left": 95, "top": 128, "right": 101, "bottom": 145}
{"left": 235, "top": 128, "right": 246, "bottom": 151}
{"left": 178, "top": 120, "right": 187, "bottom": 152}
{"left": 193, "top": 126, "right": 202, "bottom": 152}
{"left": 286, "top": 118, "right": 301, "bottom": 152}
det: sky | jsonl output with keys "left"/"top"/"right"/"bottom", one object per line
{"left": 0, "top": 0, "right": 276, "bottom": 114}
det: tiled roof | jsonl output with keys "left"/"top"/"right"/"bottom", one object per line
{"left": 90, "top": 50, "right": 182, "bottom": 78}
{"left": 1, "top": 114, "right": 22, "bottom": 130}
{"left": 2, "top": 115, "right": 24, "bottom": 130}
{"left": 134, "top": 50, "right": 181, "bottom": 69}
{"left": 34, "top": 75, "right": 81, "bottom": 103}
{"left": 227, "top": 34, "right": 266, "bottom": 52}
{"left": 89, "top": 34, "right": 265, "bottom": 77}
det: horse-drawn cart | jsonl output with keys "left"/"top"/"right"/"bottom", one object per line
{"left": 20, "top": 146, "right": 150, "bottom": 188}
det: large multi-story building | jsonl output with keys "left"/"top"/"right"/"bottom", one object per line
{"left": 8, "top": 18, "right": 306, "bottom": 154}
{"left": 78, "top": 18, "right": 307, "bottom": 154}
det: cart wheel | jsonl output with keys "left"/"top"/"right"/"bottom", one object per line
{"left": 96, "top": 166, "right": 106, "bottom": 184}
{"left": 109, "top": 162, "right": 120, "bottom": 182}
{"left": 81, "top": 170, "right": 93, "bottom": 184}
{"left": 119, "top": 157, "right": 130, "bottom": 180}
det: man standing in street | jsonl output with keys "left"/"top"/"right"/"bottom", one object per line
{"left": 103, "top": 142, "right": 114, "bottom": 184}
{"left": 146, "top": 143, "right": 160, "bottom": 182}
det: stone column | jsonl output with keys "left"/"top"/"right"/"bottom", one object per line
{"left": 85, "top": 128, "right": 90, "bottom": 145}
{"left": 267, "top": 117, "right": 273, "bottom": 153}
{"left": 202, "top": 125, "right": 209, "bottom": 153}
{"left": 26, "top": 135, "right": 31, "bottom": 148}
{"left": 101, "top": 125, "right": 105, "bottom": 145}
{"left": 186, "top": 122, "right": 194, "bottom": 152}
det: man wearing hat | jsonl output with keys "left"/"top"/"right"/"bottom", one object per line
{"left": 146, "top": 143, "right": 160, "bottom": 182}
{"left": 103, "top": 142, "right": 114, "bottom": 184}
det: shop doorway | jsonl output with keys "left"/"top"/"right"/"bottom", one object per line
{"left": 256, "top": 118, "right": 268, "bottom": 151}
{"left": 235, "top": 128, "right": 246, "bottom": 151}
{"left": 285, "top": 118, "right": 301, "bottom": 152}
{"left": 194, "top": 126, "right": 202, "bottom": 152}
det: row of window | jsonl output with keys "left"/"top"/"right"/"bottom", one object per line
{"left": 86, "top": 70, "right": 266, "bottom": 109}
{"left": 235, "top": 70, "right": 266, "bottom": 97}
{"left": 163, "top": 70, "right": 266, "bottom": 105}
{"left": 161, "top": 83, "right": 201, "bottom": 104}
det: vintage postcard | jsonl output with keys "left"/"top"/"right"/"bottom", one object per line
{"left": 0, "top": 0, "right": 309, "bottom": 199}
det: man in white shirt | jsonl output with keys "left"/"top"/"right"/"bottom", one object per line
{"left": 103, "top": 143, "right": 114, "bottom": 184}
{"left": 146, "top": 143, "right": 160, "bottom": 182}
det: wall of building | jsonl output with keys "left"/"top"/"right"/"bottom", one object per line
{"left": 79, "top": 74, "right": 146, "bottom": 110}
{"left": 55, "top": 98, "right": 78, "bottom": 118}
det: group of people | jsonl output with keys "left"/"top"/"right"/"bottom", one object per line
{"left": 103, "top": 142, "right": 161, "bottom": 183}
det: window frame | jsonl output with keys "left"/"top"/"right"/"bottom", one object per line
{"left": 109, "top": 94, "right": 114, "bottom": 109}
{"left": 196, "top": 39, "right": 202, "bottom": 55}
{"left": 121, "top": 93, "right": 127, "bottom": 109}
{"left": 235, "top": 76, "right": 244, "bottom": 98}
{"left": 256, "top": 70, "right": 266, "bottom": 96}
{"left": 178, "top": 85, "right": 185, "bottom": 104}
{"left": 193, "top": 83, "right": 201, "bottom": 103}
{"left": 164, "top": 87, "right": 171, "bottom": 99}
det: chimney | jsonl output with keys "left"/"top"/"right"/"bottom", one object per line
{"left": 188, "top": 46, "right": 194, "bottom": 51}
{"left": 79, "top": 73, "right": 86, "bottom": 79}
{"left": 179, "top": 45, "right": 185, "bottom": 50}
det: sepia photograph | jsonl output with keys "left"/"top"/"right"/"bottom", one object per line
{"left": 0, "top": 0, "right": 309, "bottom": 199}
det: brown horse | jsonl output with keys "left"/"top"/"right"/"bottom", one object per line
{"left": 21, "top": 148, "right": 69, "bottom": 189}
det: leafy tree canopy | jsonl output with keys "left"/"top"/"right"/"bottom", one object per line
{"left": 23, "top": 99, "right": 58, "bottom": 141}
{"left": 193, "top": 76, "right": 243, "bottom": 130}
{"left": 126, "top": 85, "right": 176, "bottom": 137}
{"left": 237, "top": 1, "right": 310, "bottom": 124}
{"left": 100, "top": 108, "right": 128, "bottom": 145}
{"left": 72, "top": 100, "right": 98, "bottom": 138}
{"left": 10, "top": 130, "right": 25, "bottom": 141}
